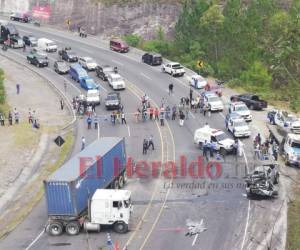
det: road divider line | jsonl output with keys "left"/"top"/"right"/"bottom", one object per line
{"left": 127, "top": 125, "right": 131, "bottom": 137}
{"left": 140, "top": 72, "right": 151, "bottom": 80}
{"left": 24, "top": 229, "right": 44, "bottom": 250}
{"left": 192, "top": 233, "right": 199, "bottom": 247}
{"left": 111, "top": 59, "right": 123, "bottom": 66}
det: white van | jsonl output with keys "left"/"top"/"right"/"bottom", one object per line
{"left": 37, "top": 38, "right": 57, "bottom": 52}
{"left": 107, "top": 73, "right": 126, "bottom": 90}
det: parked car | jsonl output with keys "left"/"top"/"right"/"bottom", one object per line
{"left": 23, "top": 35, "right": 37, "bottom": 47}
{"left": 142, "top": 53, "right": 162, "bottom": 66}
{"left": 105, "top": 92, "right": 121, "bottom": 110}
{"left": 79, "top": 57, "right": 98, "bottom": 71}
{"left": 270, "top": 110, "right": 300, "bottom": 134}
{"left": 229, "top": 102, "right": 252, "bottom": 122}
{"left": 27, "top": 52, "right": 48, "bottom": 67}
{"left": 188, "top": 74, "right": 207, "bottom": 89}
{"left": 54, "top": 60, "right": 69, "bottom": 74}
{"left": 202, "top": 92, "right": 224, "bottom": 111}
{"left": 80, "top": 77, "right": 99, "bottom": 91}
{"left": 226, "top": 115, "right": 251, "bottom": 138}
{"left": 107, "top": 73, "right": 126, "bottom": 90}
{"left": 230, "top": 94, "right": 267, "bottom": 110}
{"left": 59, "top": 47, "right": 78, "bottom": 62}
{"left": 110, "top": 38, "right": 129, "bottom": 53}
{"left": 96, "top": 65, "right": 115, "bottom": 81}
{"left": 162, "top": 62, "right": 185, "bottom": 77}
{"left": 10, "top": 12, "right": 30, "bottom": 23}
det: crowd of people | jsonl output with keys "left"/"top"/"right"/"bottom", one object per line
{"left": 253, "top": 133, "right": 279, "bottom": 161}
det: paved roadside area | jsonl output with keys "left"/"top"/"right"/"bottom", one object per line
{"left": 0, "top": 55, "right": 74, "bottom": 237}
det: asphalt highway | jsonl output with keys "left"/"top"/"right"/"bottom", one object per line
{"left": 0, "top": 20, "right": 284, "bottom": 250}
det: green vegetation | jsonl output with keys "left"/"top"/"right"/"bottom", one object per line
{"left": 0, "top": 68, "right": 6, "bottom": 113}
{"left": 287, "top": 186, "right": 300, "bottom": 250}
{"left": 125, "top": 0, "right": 300, "bottom": 111}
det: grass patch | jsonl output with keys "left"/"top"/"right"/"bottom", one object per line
{"left": 287, "top": 185, "right": 300, "bottom": 250}
{"left": 0, "top": 130, "right": 74, "bottom": 239}
{"left": 13, "top": 122, "right": 41, "bottom": 147}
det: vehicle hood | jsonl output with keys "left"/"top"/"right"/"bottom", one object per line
{"left": 112, "top": 80, "right": 125, "bottom": 85}
{"left": 235, "top": 125, "right": 250, "bottom": 132}
{"left": 210, "top": 100, "right": 223, "bottom": 107}
{"left": 235, "top": 110, "right": 251, "bottom": 116}
{"left": 105, "top": 99, "right": 119, "bottom": 105}
{"left": 219, "top": 138, "right": 234, "bottom": 148}
{"left": 87, "top": 62, "right": 97, "bottom": 68}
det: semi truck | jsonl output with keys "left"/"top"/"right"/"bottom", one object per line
{"left": 44, "top": 137, "right": 132, "bottom": 236}
{"left": 267, "top": 124, "right": 300, "bottom": 166}
{"left": 0, "top": 22, "right": 23, "bottom": 48}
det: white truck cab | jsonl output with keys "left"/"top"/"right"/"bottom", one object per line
{"left": 229, "top": 102, "right": 252, "bottom": 122}
{"left": 86, "top": 89, "right": 101, "bottom": 105}
{"left": 194, "top": 125, "right": 234, "bottom": 155}
{"left": 107, "top": 73, "right": 126, "bottom": 90}
{"left": 84, "top": 189, "right": 132, "bottom": 233}
{"left": 283, "top": 133, "right": 300, "bottom": 166}
{"left": 162, "top": 62, "right": 185, "bottom": 77}
{"left": 227, "top": 116, "right": 251, "bottom": 138}
{"left": 274, "top": 110, "right": 300, "bottom": 134}
{"left": 37, "top": 38, "right": 57, "bottom": 52}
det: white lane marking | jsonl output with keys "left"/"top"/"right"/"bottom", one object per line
{"left": 192, "top": 233, "right": 199, "bottom": 246}
{"left": 98, "top": 83, "right": 108, "bottom": 92}
{"left": 189, "top": 111, "right": 195, "bottom": 119}
{"left": 97, "top": 124, "right": 100, "bottom": 139}
{"left": 127, "top": 125, "right": 131, "bottom": 137}
{"left": 140, "top": 72, "right": 151, "bottom": 80}
{"left": 111, "top": 59, "right": 123, "bottom": 66}
{"left": 24, "top": 229, "right": 44, "bottom": 250}
{"left": 241, "top": 149, "right": 250, "bottom": 250}
{"left": 219, "top": 112, "right": 225, "bottom": 119}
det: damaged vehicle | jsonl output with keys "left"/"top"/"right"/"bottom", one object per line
{"left": 245, "top": 162, "right": 279, "bottom": 198}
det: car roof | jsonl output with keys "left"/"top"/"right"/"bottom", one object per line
{"left": 109, "top": 73, "right": 121, "bottom": 78}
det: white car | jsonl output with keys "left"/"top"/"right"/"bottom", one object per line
{"left": 188, "top": 74, "right": 207, "bottom": 89}
{"left": 79, "top": 57, "right": 98, "bottom": 71}
{"left": 229, "top": 102, "right": 252, "bottom": 122}
{"left": 107, "top": 73, "right": 126, "bottom": 90}
{"left": 202, "top": 92, "right": 224, "bottom": 111}
{"left": 162, "top": 62, "right": 185, "bottom": 77}
{"left": 194, "top": 125, "right": 235, "bottom": 155}
{"left": 227, "top": 116, "right": 251, "bottom": 138}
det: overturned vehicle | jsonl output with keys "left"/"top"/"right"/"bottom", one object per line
{"left": 245, "top": 162, "right": 280, "bottom": 198}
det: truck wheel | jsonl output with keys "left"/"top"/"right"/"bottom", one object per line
{"left": 113, "top": 222, "right": 128, "bottom": 234}
{"left": 118, "top": 175, "right": 124, "bottom": 188}
{"left": 65, "top": 221, "right": 80, "bottom": 236}
{"left": 113, "top": 179, "right": 119, "bottom": 189}
{"left": 48, "top": 221, "right": 63, "bottom": 236}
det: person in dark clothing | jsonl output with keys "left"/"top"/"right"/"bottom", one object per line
{"left": 92, "top": 103, "right": 96, "bottom": 113}
{"left": 168, "top": 83, "right": 174, "bottom": 95}
{"left": 189, "top": 88, "right": 193, "bottom": 104}
{"left": 0, "top": 113, "right": 5, "bottom": 126}
{"left": 60, "top": 99, "right": 64, "bottom": 110}
{"left": 8, "top": 111, "right": 13, "bottom": 125}
{"left": 16, "top": 83, "right": 20, "bottom": 94}
{"left": 143, "top": 139, "right": 148, "bottom": 155}
{"left": 203, "top": 140, "right": 209, "bottom": 161}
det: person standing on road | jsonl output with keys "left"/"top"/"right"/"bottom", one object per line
{"left": 148, "top": 135, "right": 154, "bottom": 150}
{"left": 60, "top": 99, "right": 64, "bottom": 110}
{"left": 172, "top": 105, "right": 177, "bottom": 120}
{"left": 168, "top": 83, "right": 174, "bottom": 95}
{"left": 159, "top": 111, "right": 165, "bottom": 126}
{"left": 16, "top": 83, "right": 20, "bottom": 95}
{"left": 179, "top": 111, "right": 185, "bottom": 126}
{"left": 149, "top": 106, "right": 154, "bottom": 120}
{"left": 189, "top": 88, "right": 193, "bottom": 105}
{"left": 121, "top": 112, "right": 127, "bottom": 125}
{"left": 14, "top": 109, "right": 19, "bottom": 124}
{"left": 0, "top": 113, "right": 5, "bottom": 126}
{"left": 94, "top": 114, "right": 99, "bottom": 129}
{"left": 143, "top": 139, "right": 148, "bottom": 155}
{"left": 81, "top": 136, "right": 86, "bottom": 151}
{"left": 154, "top": 108, "right": 159, "bottom": 121}
{"left": 273, "top": 143, "right": 278, "bottom": 161}
{"left": 87, "top": 116, "right": 92, "bottom": 129}
{"left": 203, "top": 140, "right": 209, "bottom": 161}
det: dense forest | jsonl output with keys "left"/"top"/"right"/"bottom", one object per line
{"left": 125, "top": 0, "right": 300, "bottom": 111}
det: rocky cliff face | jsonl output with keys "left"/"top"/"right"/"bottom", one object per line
{"left": 0, "top": 0, "right": 181, "bottom": 39}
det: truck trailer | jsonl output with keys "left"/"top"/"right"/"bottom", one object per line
{"left": 44, "top": 137, "right": 131, "bottom": 236}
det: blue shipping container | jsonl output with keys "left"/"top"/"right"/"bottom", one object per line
{"left": 44, "top": 137, "right": 126, "bottom": 217}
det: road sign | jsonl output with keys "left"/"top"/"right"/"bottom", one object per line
{"left": 66, "top": 19, "right": 71, "bottom": 25}
{"left": 197, "top": 60, "right": 204, "bottom": 68}
{"left": 54, "top": 136, "right": 65, "bottom": 147}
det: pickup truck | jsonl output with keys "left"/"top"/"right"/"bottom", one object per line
{"left": 27, "top": 53, "right": 48, "bottom": 67}
{"left": 162, "top": 62, "right": 185, "bottom": 77}
{"left": 58, "top": 47, "right": 78, "bottom": 62}
{"left": 230, "top": 94, "right": 267, "bottom": 110}
{"left": 267, "top": 110, "right": 300, "bottom": 134}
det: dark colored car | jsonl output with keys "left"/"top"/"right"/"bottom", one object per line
{"left": 27, "top": 53, "right": 48, "bottom": 67}
{"left": 23, "top": 35, "right": 37, "bottom": 47}
{"left": 54, "top": 60, "right": 69, "bottom": 74}
{"left": 230, "top": 94, "right": 268, "bottom": 110}
{"left": 96, "top": 65, "right": 115, "bottom": 81}
{"left": 58, "top": 47, "right": 78, "bottom": 62}
{"left": 142, "top": 53, "right": 162, "bottom": 66}
{"left": 10, "top": 12, "right": 30, "bottom": 23}
{"left": 105, "top": 92, "right": 121, "bottom": 110}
